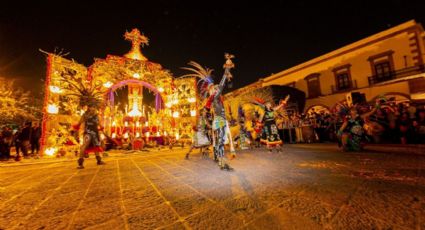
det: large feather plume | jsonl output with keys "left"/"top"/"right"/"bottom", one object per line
{"left": 181, "top": 61, "right": 214, "bottom": 98}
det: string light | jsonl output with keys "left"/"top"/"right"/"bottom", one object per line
{"left": 172, "top": 111, "right": 180, "bottom": 118}
{"left": 44, "top": 147, "right": 57, "bottom": 156}
{"left": 47, "top": 104, "right": 59, "bottom": 114}
{"left": 103, "top": 81, "right": 113, "bottom": 88}
{"left": 49, "top": 86, "right": 62, "bottom": 93}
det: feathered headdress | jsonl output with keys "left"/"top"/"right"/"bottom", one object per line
{"left": 58, "top": 67, "right": 104, "bottom": 108}
{"left": 181, "top": 61, "right": 214, "bottom": 99}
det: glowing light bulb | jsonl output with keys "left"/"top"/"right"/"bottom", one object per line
{"left": 124, "top": 132, "right": 129, "bottom": 139}
{"left": 112, "top": 133, "right": 117, "bottom": 138}
{"left": 172, "top": 111, "right": 180, "bottom": 118}
{"left": 44, "top": 147, "right": 57, "bottom": 156}
{"left": 158, "top": 87, "right": 164, "bottom": 93}
{"left": 190, "top": 110, "right": 196, "bottom": 117}
{"left": 47, "top": 104, "right": 59, "bottom": 114}
{"left": 188, "top": 97, "right": 196, "bottom": 103}
{"left": 103, "top": 81, "right": 113, "bottom": 88}
{"left": 49, "top": 86, "right": 62, "bottom": 93}
{"left": 133, "top": 73, "right": 140, "bottom": 79}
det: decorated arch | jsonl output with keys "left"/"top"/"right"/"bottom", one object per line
{"left": 40, "top": 29, "right": 198, "bottom": 156}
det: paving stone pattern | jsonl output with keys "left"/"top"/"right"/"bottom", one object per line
{"left": 0, "top": 144, "right": 424, "bottom": 229}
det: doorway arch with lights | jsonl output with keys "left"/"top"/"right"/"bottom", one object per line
{"left": 40, "top": 29, "right": 198, "bottom": 156}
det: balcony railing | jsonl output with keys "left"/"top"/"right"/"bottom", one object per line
{"left": 331, "top": 79, "right": 357, "bottom": 94}
{"left": 368, "top": 64, "right": 425, "bottom": 85}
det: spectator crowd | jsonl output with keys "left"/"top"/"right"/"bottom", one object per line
{"left": 0, "top": 121, "right": 42, "bottom": 161}
{"left": 276, "top": 101, "right": 425, "bottom": 145}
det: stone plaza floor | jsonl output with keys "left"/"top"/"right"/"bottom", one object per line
{"left": 0, "top": 144, "right": 424, "bottom": 229}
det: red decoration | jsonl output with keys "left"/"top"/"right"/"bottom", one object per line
{"left": 84, "top": 146, "right": 104, "bottom": 154}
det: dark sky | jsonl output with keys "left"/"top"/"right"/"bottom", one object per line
{"left": 1, "top": 0, "right": 425, "bottom": 97}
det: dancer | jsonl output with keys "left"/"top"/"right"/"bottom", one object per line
{"left": 337, "top": 100, "right": 381, "bottom": 151}
{"left": 182, "top": 53, "right": 235, "bottom": 170}
{"left": 57, "top": 68, "right": 106, "bottom": 169}
{"left": 255, "top": 95, "right": 289, "bottom": 152}
{"left": 73, "top": 104, "right": 105, "bottom": 169}
{"left": 185, "top": 108, "right": 211, "bottom": 159}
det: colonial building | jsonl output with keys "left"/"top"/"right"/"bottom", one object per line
{"left": 227, "top": 20, "right": 425, "bottom": 113}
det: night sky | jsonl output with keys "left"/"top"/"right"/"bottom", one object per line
{"left": 1, "top": 0, "right": 425, "bottom": 97}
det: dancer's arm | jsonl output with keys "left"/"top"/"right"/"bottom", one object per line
{"left": 214, "top": 74, "right": 227, "bottom": 99}
{"left": 339, "top": 120, "right": 348, "bottom": 133}
{"left": 360, "top": 101, "right": 381, "bottom": 119}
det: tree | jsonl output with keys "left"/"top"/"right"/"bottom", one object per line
{"left": 0, "top": 77, "right": 35, "bottom": 126}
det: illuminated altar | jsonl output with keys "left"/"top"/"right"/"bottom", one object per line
{"left": 40, "top": 29, "right": 198, "bottom": 156}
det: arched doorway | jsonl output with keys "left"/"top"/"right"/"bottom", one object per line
{"left": 370, "top": 92, "right": 411, "bottom": 104}
{"left": 305, "top": 104, "right": 330, "bottom": 115}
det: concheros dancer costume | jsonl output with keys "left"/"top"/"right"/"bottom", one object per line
{"left": 336, "top": 100, "right": 380, "bottom": 151}
{"left": 185, "top": 108, "right": 212, "bottom": 159}
{"left": 255, "top": 95, "right": 289, "bottom": 152}
{"left": 57, "top": 68, "right": 106, "bottom": 169}
{"left": 182, "top": 54, "right": 235, "bottom": 170}
{"left": 74, "top": 105, "right": 105, "bottom": 169}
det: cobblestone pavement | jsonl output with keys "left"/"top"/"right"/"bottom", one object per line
{"left": 0, "top": 144, "right": 424, "bottom": 229}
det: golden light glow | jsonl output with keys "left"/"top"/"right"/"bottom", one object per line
{"left": 175, "top": 133, "right": 180, "bottom": 140}
{"left": 172, "top": 111, "right": 180, "bottom": 118}
{"left": 123, "top": 132, "right": 129, "bottom": 139}
{"left": 112, "top": 133, "right": 117, "bottom": 138}
{"left": 145, "top": 121, "right": 149, "bottom": 127}
{"left": 112, "top": 121, "right": 116, "bottom": 126}
{"left": 44, "top": 147, "right": 57, "bottom": 156}
{"left": 100, "top": 133, "right": 105, "bottom": 140}
{"left": 47, "top": 104, "right": 59, "bottom": 114}
{"left": 124, "top": 121, "right": 128, "bottom": 127}
{"left": 188, "top": 97, "right": 196, "bottom": 103}
{"left": 132, "top": 73, "right": 141, "bottom": 79}
{"left": 103, "top": 81, "right": 113, "bottom": 88}
{"left": 124, "top": 28, "right": 149, "bottom": 61}
{"left": 164, "top": 131, "right": 167, "bottom": 136}
{"left": 156, "top": 131, "right": 160, "bottom": 137}
{"left": 158, "top": 87, "right": 164, "bottom": 93}
{"left": 136, "top": 132, "right": 140, "bottom": 138}
{"left": 146, "top": 132, "right": 150, "bottom": 138}
{"left": 165, "top": 102, "right": 172, "bottom": 108}
{"left": 190, "top": 110, "right": 197, "bottom": 117}
{"left": 136, "top": 121, "right": 140, "bottom": 127}
{"left": 128, "top": 99, "right": 142, "bottom": 117}
{"left": 49, "top": 86, "right": 62, "bottom": 93}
